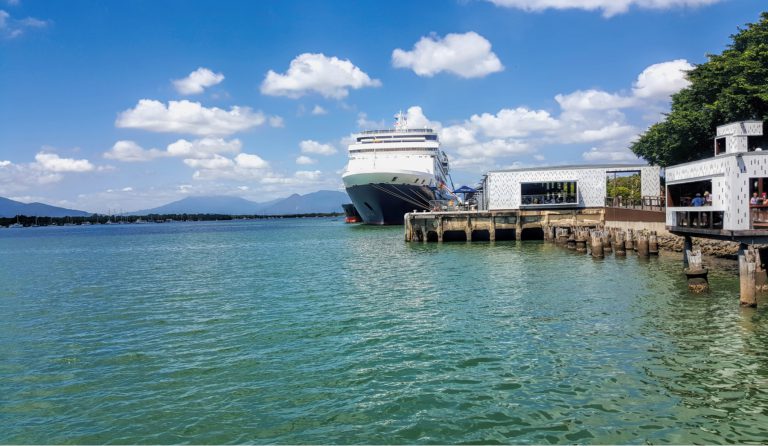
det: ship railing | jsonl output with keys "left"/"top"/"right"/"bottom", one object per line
{"left": 359, "top": 128, "right": 434, "bottom": 135}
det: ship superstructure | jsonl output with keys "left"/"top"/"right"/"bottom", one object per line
{"left": 342, "top": 111, "right": 454, "bottom": 225}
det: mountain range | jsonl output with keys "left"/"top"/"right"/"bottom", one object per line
{"left": 129, "top": 190, "right": 350, "bottom": 215}
{"left": 0, "top": 197, "right": 92, "bottom": 218}
{"left": 0, "top": 190, "right": 351, "bottom": 217}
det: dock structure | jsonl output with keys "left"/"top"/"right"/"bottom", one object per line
{"left": 666, "top": 120, "right": 768, "bottom": 306}
{"left": 405, "top": 208, "right": 604, "bottom": 243}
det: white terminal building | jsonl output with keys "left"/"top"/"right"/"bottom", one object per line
{"left": 665, "top": 120, "right": 768, "bottom": 234}
{"left": 481, "top": 164, "right": 661, "bottom": 210}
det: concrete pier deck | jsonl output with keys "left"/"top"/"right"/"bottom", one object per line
{"left": 405, "top": 208, "right": 605, "bottom": 242}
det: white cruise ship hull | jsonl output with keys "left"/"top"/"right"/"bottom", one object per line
{"left": 343, "top": 170, "right": 441, "bottom": 225}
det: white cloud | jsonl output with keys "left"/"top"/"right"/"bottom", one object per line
{"left": 104, "top": 140, "right": 165, "bottom": 162}
{"left": 261, "top": 53, "right": 381, "bottom": 99}
{"left": 555, "top": 90, "right": 636, "bottom": 112}
{"left": 269, "top": 116, "right": 285, "bottom": 128}
{"left": 300, "top": 139, "right": 337, "bottom": 156}
{"left": 296, "top": 155, "right": 317, "bottom": 165}
{"left": 294, "top": 170, "right": 322, "bottom": 181}
{"left": 234, "top": 153, "right": 269, "bottom": 169}
{"left": 392, "top": 31, "right": 503, "bottom": 78}
{"left": 183, "top": 154, "right": 234, "bottom": 170}
{"left": 469, "top": 107, "right": 560, "bottom": 138}
{"left": 172, "top": 67, "right": 225, "bottom": 95}
{"left": 582, "top": 146, "right": 640, "bottom": 161}
{"left": 121, "top": 187, "right": 133, "bottom": 192}
{"left": 486, "top": 0, "right": 722, "bottom": 17}
{"left": 34, "top": 152, "right": 95, "bottom": 172}
{"left": 404, "top": 106, "right": 442, "bottom": 130}
{"left": 167, "top": 137, "right": 241, "bottom": 159}
{"left": 0, "top": 160, "right": 11, "bottom": 167}
{"left": 311, "top": 105, "right": 328, "bottom": 115}
{"left": 456, "top": 139, "right": 532, "bottom": 158}
{"left": 632, "top": 59, "right": 694, "bottom": 99}
{"left": 116, "top": 99, "right": 277, "bottom": 136}
{"left": 0, "top": 9, "right": 49, "bottom": 39}
{"left": 441, "top": 125, "right": 477, "bottom": 147}
{"left": 357, "top": 112, "right": 386, "bottom": 130}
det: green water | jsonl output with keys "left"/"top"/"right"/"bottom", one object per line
{"left": 1, "top": 219, "right": 768, "bottom": 444}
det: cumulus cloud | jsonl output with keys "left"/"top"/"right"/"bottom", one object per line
{"left": 300, "top": 140, "right": 337, "bottom": 156}
{"left": 116, "top": 99, "right": 279, "bottom": 136}
{"left": 172, "top": 67, "right": 225, "bottom": 95}
{"left": 632, "top": 59, "right": 694, "bottom": 99}
{"left": 34, "top": 152, "right": 95, "bottom": 172}
{"left": 104, "top": 140, "right": 166, "bottom": 162}
{"left": 582, "top": 146, "right": 640, "bottom": 161}
{"left": 392, "top": 32, "right": 503, "bottom": 78}
{"left": 0, "top": 151, "right": 101, "bottom": 195}
{"left": 555, "top": 90, "right": 636, "bottom": 112}
{"left": 296, "top": 155, "right": 317, "bottom": 165}
{"left": 0, "top": 9, "right": 49, "bottom": 39}
{"left": 183, "top": 154, "right": 234, "bottom": 170}
{"left": 104, "top": 138, "right": 242, "bottom": 162}
{"left": 469, "top": 107, "right": 560, "bottom": 138}
{"left": 234, "top": 153, "right": 269, "bottom": 169}
{"left": 167, "top": 137, "right": 241, "bottom": 159}
{"left": 311, "top": 105, "right": 328, "bottom": 115}
{"left": 486, "top": 0, "right": 722, "bottom": 18}
{"left": 260, "top": 53, "right": 381, "bottom": 99}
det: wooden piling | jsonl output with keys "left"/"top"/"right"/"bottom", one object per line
{"left": 739, "top": 243, "right": 757, "bottom": 307}
{"left": 614, "top": 231, "right": 626, "bottom": 256}
{"left": 637, "top": 232, "right": 650, "bottom": 257}
{"left": 684, "top": 249, "right": 709, "bottom": 293}
{"left": 590, "top": 231, "right": 604, "bottom": 258}
{"left": 575, "top": 230, "right": 588, "bottom": 253}
{"left": 649, "top": 231, "right": 659, "bottom": 255}
{"left": 624, "top": 229, "right": 634, "bottom": 251}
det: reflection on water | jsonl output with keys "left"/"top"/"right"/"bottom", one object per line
{"left": 1, "top": 220, "right": 767, "bottom": 444}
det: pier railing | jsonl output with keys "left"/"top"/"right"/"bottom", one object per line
{"left": 429, "top": 200, "right": 463, "bottom": 212}
{"left": 520, "top": 195, "right": 576, "bottom": 206}
{"left": 605, "top": 195, "right": 665, "bottom": 211}
{"left": 674, "top": 211, "right": 724, "bottom": 229}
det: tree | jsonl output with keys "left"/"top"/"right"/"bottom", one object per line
{"left": 631, "top": 12, "right": 768, "bottom": 166}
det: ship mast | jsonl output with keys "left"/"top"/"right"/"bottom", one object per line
{"left": 394, "top": 110, "right": 408, "bottom": 131}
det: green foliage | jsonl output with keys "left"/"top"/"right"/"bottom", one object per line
{"left": 607, "top": 174, "right": 641, "bottom": 201}
{"left": 631, "top": 12, "right": 768, "bottom": 166}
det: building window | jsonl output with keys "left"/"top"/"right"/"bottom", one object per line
{"left": 666, "top": 180, "right": 712, "bottom": 207}
{"left": 520, "top": 181, "right": 577, "bottom": 205}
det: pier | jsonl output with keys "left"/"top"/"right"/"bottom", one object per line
{"left": 405, "top": 208, "right": 604, "bottom": 242}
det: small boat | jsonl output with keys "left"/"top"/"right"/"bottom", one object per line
{"left": 342, "top": 203, "right": 362, "bottom": 223}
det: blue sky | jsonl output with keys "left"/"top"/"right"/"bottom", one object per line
{"left": 0, "top": 0, "right": 764, "bottom": 213}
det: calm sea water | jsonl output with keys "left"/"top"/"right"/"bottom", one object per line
{"left": 1, "top": 219, "right": 768, "bottom": 444}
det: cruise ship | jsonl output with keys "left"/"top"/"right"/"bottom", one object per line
{"left": 342, "top": 112, "right": 455, "bottom": 225}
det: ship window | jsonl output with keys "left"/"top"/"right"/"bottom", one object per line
{"left": 392, "top": 176, "right": 398, "bottom": 182}
{"left": 414, "top": 179, "right": 419, "bottom": 183}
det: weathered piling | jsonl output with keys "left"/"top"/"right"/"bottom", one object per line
{"left": 602, "top": 232, "right": 612, "bottom": 253}
{"left": 556, "top": 227, "right": 569, "bottom": 245}
{"left": 637, "top": 232, "right": 650, "bottom": 257}
{"left": 590, "top": 231, "right": 604, "bottom": 258}
{"left": 613, "top": 231, "right": 626, "bottom": 256}
{"left": 567, "top": 233, "right": 576, "bottom": 250}
{"left": 684, "top": 249, "right": 709, "bottom": 293}
{"left": 575, "top": 230, "right": 588, "bottom": 253}
{"left": 649, "top": 231, "right": 659, "bottom": 255}
{"left": 739, "top": 243, "right": 757, "bottom": 307}
{"left": 624, "top": 229, "right": 634, "bottom": 252}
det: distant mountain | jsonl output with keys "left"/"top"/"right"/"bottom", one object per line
{"left": 130, "top": 190, "right": 349, "bottom": 215}
{"left": 259, "top": 190, "right": 349, "bottom": 215}
{"left": 129, "top": 196, "right": 262, "bottom": 215}
{"left": 0, "top": 197, "right": 91, "bottom": 218}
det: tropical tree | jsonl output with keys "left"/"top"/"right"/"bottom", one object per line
{"left": 631, "top": 12, "right": 768, "bottom": 166}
